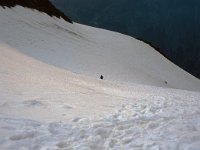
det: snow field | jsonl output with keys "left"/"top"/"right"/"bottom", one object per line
{"left": 0, "top": 90, "right": 200, "bottom": 150}
{"left": 0, "top": 5, "right": 200, "bottom": 150}
{"left": 0, "top": 6, "right": 200, "bottom": 91}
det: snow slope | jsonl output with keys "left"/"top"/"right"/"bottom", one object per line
{"left": 0, "top": 6, "right": 200, "bottom": 150}
{"left": 1, "top": 39, "right": 200, "bottom": 150}
{"left": 0, "top": 6, "right": 200, "bottom": 91}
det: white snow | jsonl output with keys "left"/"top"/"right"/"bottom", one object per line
{"left": 0, "top": 6, "right": 200, "bottom": 91}
{"left": 0, "top": 6, "right": 200, "bottom": 150}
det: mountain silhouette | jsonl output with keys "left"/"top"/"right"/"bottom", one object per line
{"left": 0, "top": 0, "right": 72, "bottom": 23}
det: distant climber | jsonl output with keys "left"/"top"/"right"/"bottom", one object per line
{"left": 100, "top": 75, "right": 104, "bottom": 80}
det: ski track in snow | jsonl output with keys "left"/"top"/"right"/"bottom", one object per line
{"left": 0, "top": 92, "right": 200, "bottom": 150}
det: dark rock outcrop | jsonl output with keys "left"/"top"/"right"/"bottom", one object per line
{"left": 0, "top": 0, "right": 72, "bottom": 23}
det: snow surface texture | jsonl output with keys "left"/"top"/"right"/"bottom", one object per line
{"left": 1, "top": 88, "right": 200, "bottom": 149}
{"left": 0, "top": 6, "right": 200, "bottom": 150}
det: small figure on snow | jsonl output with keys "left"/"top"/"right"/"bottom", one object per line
{"left": 100, "top": 75, "right": 104, "bottom": 80}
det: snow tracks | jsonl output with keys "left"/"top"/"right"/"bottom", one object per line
{"left": 1, "top": 92, "right": 200, "bottom": 150}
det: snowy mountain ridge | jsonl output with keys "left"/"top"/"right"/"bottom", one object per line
{"left": 0, "top": 3, "right": 200, "bottom": 150}
{"left": 0, "top": 5, "right": 199, "bottom": 91}
{"left": 51, "top": 0, "right": 200, "bottom": 79}
{"left": 0, "top": 0, "right": 72, "bottom": 23}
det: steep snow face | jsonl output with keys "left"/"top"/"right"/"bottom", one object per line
{"left": 0, "top": 6, "right": 199, "bottom": 91}
{"left": 0, "top": 6, "right": 200, "bottom": 149}
{"left": 51, "top": 0, "right": 200, "bottom": 79}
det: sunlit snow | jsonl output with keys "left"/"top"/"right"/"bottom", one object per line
{"left": 0, "top": 6, "right": 200, "bottom": 150}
